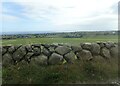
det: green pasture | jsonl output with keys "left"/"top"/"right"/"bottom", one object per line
{"left": 2, "top": 35, "right": 118, "bottom": 46}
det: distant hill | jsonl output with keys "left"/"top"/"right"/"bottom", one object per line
{"left": 2, "top": 30, "right": 118, "bottom": 40}
{"left": 2, "top": 31, "right": 54, "bottom": 35}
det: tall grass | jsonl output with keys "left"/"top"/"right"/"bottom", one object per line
{"left": 2, "top": 57, "right": 118, "bottom": 84}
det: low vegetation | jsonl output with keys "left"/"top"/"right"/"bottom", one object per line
{"left": 1, "top": 31, "right": 119, "bottom": 84}
{"left": 2, "top": 31, "right": 118, "bottom": 46}
{"left": 2, "top": 57, "right": 118, "bottom": 84}
{"left": 2, "top": 36, "right": 118, "bottom": 46}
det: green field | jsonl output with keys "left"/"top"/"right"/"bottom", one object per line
{"left": 2, "top": 35, "right": 118, "bottom": 46}
{"left": 2, "top": 35, "right": 119, "bottom": 84}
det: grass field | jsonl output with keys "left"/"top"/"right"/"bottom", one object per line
{"left": 2, "top": 35, "right": 118, "bottom": 46}
{"left": 2, "top": 35, "right": 119, "bottom": 84}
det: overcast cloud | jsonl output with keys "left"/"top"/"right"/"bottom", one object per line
{"left": 1, "top": 0, "right": 119, "bottom": 32}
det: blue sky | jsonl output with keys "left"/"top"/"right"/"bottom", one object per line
{"left": 1, "top": 0, "right": 119, "bottom": 33}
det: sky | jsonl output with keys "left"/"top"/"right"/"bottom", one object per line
{"left": 1, "top": 0, "right": 119, "bottom": 33}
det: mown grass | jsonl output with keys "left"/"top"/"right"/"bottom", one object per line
{"left": 2, "top": 35, "right": 118, "bottom": 46}
{"left": 2, "top": 57, "right": 118, "bottom": 84}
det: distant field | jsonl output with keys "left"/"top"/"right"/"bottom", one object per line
{"left": 2, "top": 35, "right": 118, "bottom": 46}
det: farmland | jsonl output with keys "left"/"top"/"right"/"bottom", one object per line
{"left": 1, "top": 31, "right": 118, "bottom": 46}
{"left": 1, "top": 31, "right": 119, "bottom": 84}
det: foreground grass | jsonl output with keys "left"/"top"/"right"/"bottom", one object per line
{"left": 2, "top": 57, "right": 118, "bottom": 84}
{"left": 2, "top": 35, "right": 118, "bottom": 46}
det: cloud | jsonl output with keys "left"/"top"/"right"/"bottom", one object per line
{"left": 2, "top": 14, "right": 19, "bottom": 21}
{"left": 2, "top": 0, "right": 119, "bottom": 32}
